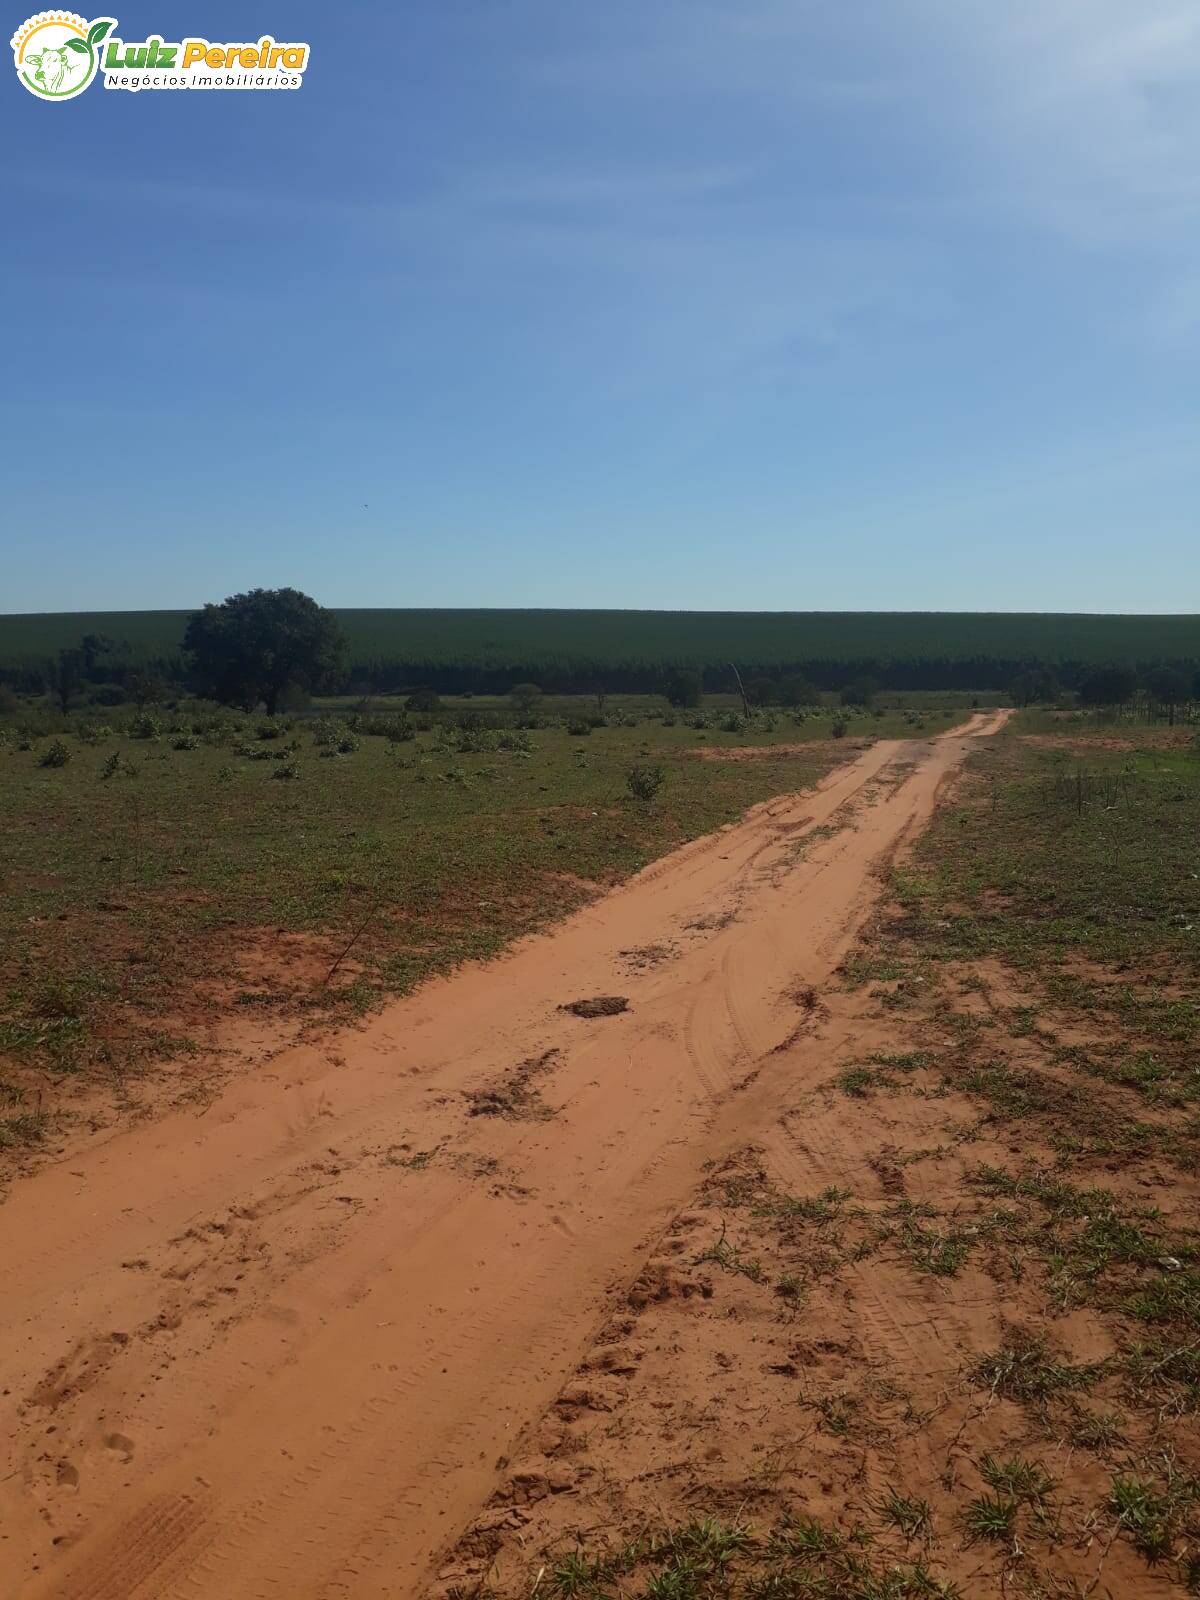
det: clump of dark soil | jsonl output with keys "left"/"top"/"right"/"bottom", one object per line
{"left": 560, "top": 996, "right": 630, "bottom": 1018}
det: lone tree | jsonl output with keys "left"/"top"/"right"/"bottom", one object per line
{"left": 778, "top": 674, "right": 819, "bottom": 707}
{"left": 841, "top": 674, "right": 881, "bottom": 709}
{"left": 1010, "top": 666, "right": 1061, "bottom": 707}
{"left": 665, "top": 668, "right": 703, "bottom": 709}
{"left": 184, "top": 588, "right": 345, "bottom": 715}
{"left": 47, "top": 646, "right": 86, "bottom": 713}
{"left": 509, "top": 682, "right": 543, "bottom": 715}
{"left": 124, "top": 667, "right": 168, "bottom": 710}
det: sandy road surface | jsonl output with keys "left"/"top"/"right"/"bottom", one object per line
{"left": 0, "top": 711, "right": 1007, "bottom": 1599}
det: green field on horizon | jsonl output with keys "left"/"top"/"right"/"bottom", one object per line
{"left": 2, "top": 607, "right": 1198, "bottom": 672}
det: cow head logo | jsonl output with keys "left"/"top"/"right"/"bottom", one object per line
{"left": 11, "top": 12, "right": 114, "bottom": 100}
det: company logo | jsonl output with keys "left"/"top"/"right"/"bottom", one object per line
{"left": 11, "top": 12, "right": 113, "bottom": 99}
{"left": 11, "top": 13, "right": 310, "bottom": 97}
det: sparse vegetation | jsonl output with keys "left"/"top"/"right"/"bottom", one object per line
{"left": 6, "top": 696, "right": 963, "bottom": 1111}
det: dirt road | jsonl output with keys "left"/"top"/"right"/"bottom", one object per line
{"left": 0, "top": 712, "right": 1007, "bottom": 1600}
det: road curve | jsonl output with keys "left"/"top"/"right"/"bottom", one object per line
{"left": 1, "top": 711, "right": 1008, "bottom": 1599}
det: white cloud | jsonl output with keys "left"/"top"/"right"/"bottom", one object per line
{"left": 918, "top": 0, "right": 1200, "bottom": 241}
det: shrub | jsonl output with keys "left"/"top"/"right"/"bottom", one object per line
{"left": 626, "top": 762, "right": 665, "bottom": 800}
{"left": 566, "top": 718, "right": 593, "bottom": 736}
{"left": 272, "top": 759, "right": 301, "bottom": 780}
{"left": 665, "top": 669, "right": 703, "bottom": 709}
{"left": 498, "top": 729, "right": 533, "bottom": 753}
{"left": 39, "top": 739, "right": 71, "bottom": 768}
{"left": 831, "top": 717, "right": 849, "bottom": 739}
{"left": 89, "top": 684, "right": 127, "bottom": 708}
{"left": 841, "top": 675, "right": 881, "bottom": 708}
{"left": 746, "top": 675, "right": 778, "bottom": 706}
{"left": 779, "top": 675, "right": 819, "bottom": 707}
{"left": 128, "top": 712, "right": 161, "bottom": 741}
{"left": 509, "top": 682, "right": 542, "bottom": 715}
{"left": 336, "top": 733, "right": 360, "bottom": 754}
{"left": 172, "top": 733, "right": 200, "bottom": 751}
{"left": 100, "top": 751, "right": 123, "bottom": 780}
{"left": 309, "top": 717, "right": 341, "bottom": 746}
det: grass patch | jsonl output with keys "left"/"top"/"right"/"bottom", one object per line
{"left": 979, "top": 1454, "right": 1052, "bottom": 1502}
{"left": 970, "top": 1332, "right": 1103, "bottom": 1406}
{"left": 536, "top": 1513, "right": 964, "bottom": 1600}
{"left": 1108, "top": 1465, "right": 1200, "bottom": 1564}
{"left": 960, "top": 1492, "right": 1016, "bottom": 1543}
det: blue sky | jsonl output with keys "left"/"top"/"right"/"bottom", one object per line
{"left": 3, "top": 1, "right": 1198, "bottom": 614}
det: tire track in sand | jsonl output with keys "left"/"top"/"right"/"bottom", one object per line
{"left": 1, "top": 713, "right": 1008, "bottom": 1600}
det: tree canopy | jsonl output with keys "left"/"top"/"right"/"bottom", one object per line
{"left": 665, "top": 668, "right": 703, "bottom": 708}
{"left": 1078, "top": 666, "right": 1138, "bottom": 706}
{"left": 183, "top": 588, "right": 345, "bottom": 715}
{"left": 841, "top": 674, "right": 881, "bottom": 708}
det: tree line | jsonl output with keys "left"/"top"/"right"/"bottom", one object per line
{"left": 4, "top": 589, "right": 1199, "bottom": 715}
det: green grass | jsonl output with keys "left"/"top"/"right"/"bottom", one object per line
{"left": 895, "top": 723, "right": 1200, "bottom": 973}
{"left": 970, "top": 1333, "right": 1103, "bottom": 1405}
{"left": 886, "top": 1205, "right": 973, "bottom": 1278}
{"left": 837, "top": 1065, "right": 878, "bottom": 1097}
{"left": 1, "top": 702, "right": 966, "bottom": 1103}
{"left": 532, "top": 1513, "right": 963, "bottom": 1600}
{"left": 1108, "top": 1468, "right": 1200, "bottom": 1562}
{"left": 979, "top": 1454, "right": 1053, "bottom": 1502}
{"left": 694, "top": 1225, "right": 765, "bottom": 1283}
{"left": 960, "top": 1493, "right": 1016, "bottom": 1543}
{"left": 878, "top": 1490, "right": 932, "bottom": 1541}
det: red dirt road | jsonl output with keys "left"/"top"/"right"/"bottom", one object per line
{"left": 0, "top": 712, "right": 1007, "bottom": 1599}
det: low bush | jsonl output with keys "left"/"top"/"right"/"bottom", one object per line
{"left": 627, "top": 762, "right": 665, "bottom": 801}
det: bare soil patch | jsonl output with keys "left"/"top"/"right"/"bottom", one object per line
{"left": 695, "top": 739, "right": 854, "bottom": 762}
{"left": 435, "top": 956, "right": 1199, "bottom": 1600}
